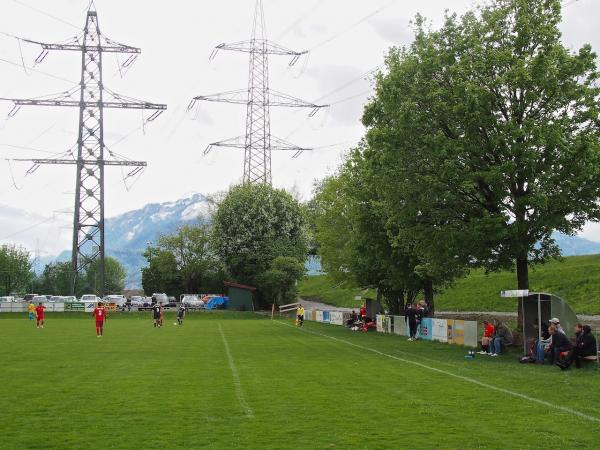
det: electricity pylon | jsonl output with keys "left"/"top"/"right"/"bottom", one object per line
{"left": 0, "top": 7, "right": 166, "bottom": 296}
{"left": 189, "top": 0, "right": 327, "bottom": 185}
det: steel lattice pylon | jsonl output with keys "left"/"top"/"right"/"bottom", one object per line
{"left": 1, "top": 7, "right": 166, "bottom": 296}
{"left": 189, "top": 0, "right": 328, "bottom": 185}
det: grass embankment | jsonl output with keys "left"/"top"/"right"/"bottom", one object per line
{"left": 299, "top": 254, "right": 600, "bottom": 314}
{"left": 1, "top": 312, "right": 600, "bottom": 448}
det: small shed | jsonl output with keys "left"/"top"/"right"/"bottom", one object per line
{"left": 224, "top": 282, "right": 256, "bottom": 311}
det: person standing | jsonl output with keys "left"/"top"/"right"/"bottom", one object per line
{"left": 177, "top": 304, "right": 186, "bottom": 325}
{"left": 359, "top": 304, "right": 367, "bottom": 322}
{"left": 92, "top": 302, "right": 107, "bottom": 337}
{"left": 27, "top": 301, "right": 35, "bottom": 322}
{"left": 152, "top": 303, "right": 161, "bottom": 328}
{"left": 405, "top": 303, "right": 418, "bottom": 341}
{"left": 159, "top": 302, "right": 165, "bottom": 327}
{"left": 296, "top": 304, "right": 305, "bottom": 327}
{"left": 35, "top": 302, "right": 46, "bottom": 329}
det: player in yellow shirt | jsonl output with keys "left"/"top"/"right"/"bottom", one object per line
{"left": 27, "top": 301, "right": 35, "bottom": 321}
{"left": 296, "top": 304, "right": 305, "bottom": 327}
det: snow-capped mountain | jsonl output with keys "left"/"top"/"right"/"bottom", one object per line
{"left": 45, "top": 193, "right": 212, "bottom": 288}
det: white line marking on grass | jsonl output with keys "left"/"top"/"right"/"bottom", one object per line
{"left": 218, "top": 324, "right": 253, "bottom": 418}
{"left": 275, "top": 320, "right": 600, "bottom": 424}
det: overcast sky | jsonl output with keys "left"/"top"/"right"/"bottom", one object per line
{"left": 1, "top": 0, "right": 599, "bottom": 255}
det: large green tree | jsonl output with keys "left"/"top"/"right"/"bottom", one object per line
{"left": 0, "top": 244, "right": 34, "bottom": 295}
{"left": 35, "top": 262, "right": 73, "bottom": 295}
{"left": 212, "top": 184, "right": 308, "bottom": 305}
{"left": 142, "top": 224, "right": 225, "bottom": 297}
{"left": 80, "top": 257, "right": 127, "bottom": 296}
{"left": 312, "top": 146, "right": 425, "bottom": 314}
{"left": 363, "top": 0, "right": 600, "bottom": 294}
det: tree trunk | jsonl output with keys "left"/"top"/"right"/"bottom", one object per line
{"left": 516, "top": 256, "right": 529, "bottom": 290}
{"left": 516, "top": 255, "right": 529, "bottom": 331}
{"left": 423, "top": 278, "right": 434, "bottom": 316}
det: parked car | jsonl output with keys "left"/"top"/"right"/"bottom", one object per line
{"left": 62, "top": 296, "right": 77, "bottom": 302}
{"left": 23, "top": 294, "right": 39, "bottom": 302}
{"left": 129, "top": 296, "right": 145, "bottom": 307}
{"left": 50, "top": 296, "right": 64, "bottom": 302}
{"left": 151, "top": 293, "right": 168, "bottom": 304}
{"left": 32, "top": 295, "right": 47, "bottom": 304}
{"left": 180, "top": 294, "right": 205, "bottom": 308}
{"left": 80, "top": 294, "right": 100, "bottom": 303}
{"left": 0, "top": 296, "right": 15, "bottom": 302}
{"left": 103, "top": 295, "right": 127, "bottom": 306}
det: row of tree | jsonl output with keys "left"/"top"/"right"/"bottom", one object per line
{"left": 309, "top": 0, "right": 600, "bottom": 315}
{"left": 0, "top": 244, "right": 126, "bottom": 297}
{"left": 142, "top": 184, "right": 307, "bottom": 306}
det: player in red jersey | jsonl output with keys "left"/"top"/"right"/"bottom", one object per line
{"left": 92, "top": 301, "right": 107, "bottom": 337}
{"left": 35, "top": 302, "right": 46, "bottom": 328}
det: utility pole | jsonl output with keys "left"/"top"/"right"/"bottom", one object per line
{"left": 1, "top": 7, "right": 166, "bottom": 297}
{"left": 189, "top": 0, "right": 327, "bottom": 185}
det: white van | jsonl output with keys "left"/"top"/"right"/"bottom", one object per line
{"left": 180, "top": 294, "right": 205, "bottom": 308}
{"left": 104, "top": 295, "right": 127, "bottom": 306}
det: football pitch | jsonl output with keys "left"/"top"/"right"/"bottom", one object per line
{"left": 1, "top": 312, "right": 600, "bottom": 449}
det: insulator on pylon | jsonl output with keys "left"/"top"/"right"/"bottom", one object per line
{"left": 146, "top": 110, "right": 163, "bottom": 122}
{"left": 34, "top": 50, "right": 49, "bottom": 65}
{"left": 289, "top": 54, "right": 301, "bottom": 67}
{"left": 7, "top": 105, "right": 21, "bottom": 118}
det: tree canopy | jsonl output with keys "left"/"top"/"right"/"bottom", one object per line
{"left": 211, "top": 184, "right": 308, "bottom": 305}
{"left": 361, "top": 0, "right": 600, "bottom": 291}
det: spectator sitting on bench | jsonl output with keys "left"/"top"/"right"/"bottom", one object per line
{"left": 346, "top": 310, "right": 358, "bottom": 328}
{"left": 488, "top": 319, "right": 513, "bottom": 356}
{"left": 558, "top": 324, "right": 597, "bottom": 370}
{"left": 547, "top": 324, "right": 572, "bottom": 365}
{"left": 549, "top": 317, "right": 566, "bottom": 335}
{"left": 534, "top": 322, "right": 552, "bottom": 364}
{"left": 478, "top": 320, "right": 495, "bottom": 355}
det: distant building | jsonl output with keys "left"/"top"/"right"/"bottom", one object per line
{"left": 224, "top": 282, "right": 256, "bottom": 311}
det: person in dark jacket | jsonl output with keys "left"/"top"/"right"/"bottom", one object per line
{"left": 405, "top": 303, "right": 418, "bottom": 341}
{"left": 488, "top": 319, "right": 513, "bottom": 356}
{"left": 548, "top": 325, "right": 572, "bottom": 364}
{"left": 558, "top": 324, "right": 597, "bottom": 369}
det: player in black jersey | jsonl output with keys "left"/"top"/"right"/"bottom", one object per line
{"left": 177, "top": 305, "right": 186, "bottom": 325}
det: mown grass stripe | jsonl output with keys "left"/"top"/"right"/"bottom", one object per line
{"left": 218, "top": 324, "right": 253, "bottom": 418}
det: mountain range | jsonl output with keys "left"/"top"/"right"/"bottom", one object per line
{"left": 5, "top": 193, "right": 600, "bottom": 288}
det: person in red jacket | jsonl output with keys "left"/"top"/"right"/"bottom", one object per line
{"left": 35, "top": 302, "right": 46, "bottom": 329}
{"left": 92, "top": 302, "right": 107, "bottom": 337}
{"left": 359, "top": 304, "right": 367, "bottom": 322}
{"left": 478, "top": 320, "right": 495, "bottom": 354}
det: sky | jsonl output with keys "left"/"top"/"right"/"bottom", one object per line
{"left": 0, "top": 0, "right": 599, "bottom": 256}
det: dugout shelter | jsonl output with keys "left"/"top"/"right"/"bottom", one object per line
{"left": 520, "top": 292, "right": 578, "bottom": 353}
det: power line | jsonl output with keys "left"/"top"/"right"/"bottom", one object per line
{"left": 308, "top": 0, "right": 401, "bottom": 52}
{"left": 0, "top": 55, "right": 77, "bottom": 84}
{"left": 276, "top": 0, "right": 322, "bottom": 40}
{"left": 11, "top": 0, "right": 81, "bottom": 30}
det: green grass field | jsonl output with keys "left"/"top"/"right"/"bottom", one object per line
{"left": 300, "top": 254, "right": 600, "bottom": 314}
{"left": 1, "top": 312, "right": 600, "bottom": 449}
